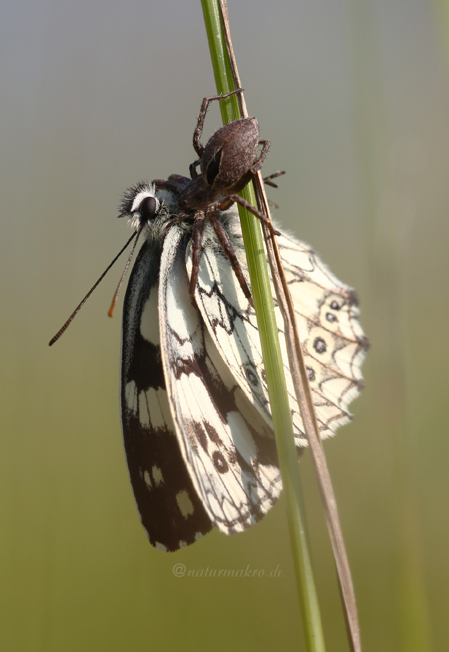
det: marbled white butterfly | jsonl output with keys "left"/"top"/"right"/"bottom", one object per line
{"left": 51, "top": 91, "right": 368, "bottom": 552}
{"left": 119, "top": 189, "right": 367, "bottom": 551}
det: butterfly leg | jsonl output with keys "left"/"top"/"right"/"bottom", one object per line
{"left": 208, "top": 212, "right": 254, "bottom": 307}
{"left": 193, "top": 88, "right": 244, "bottom": 158}
{"left": 189, "top": 210, "right": 206, "bottom": 301}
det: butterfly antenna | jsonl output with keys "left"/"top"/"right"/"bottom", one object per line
{"left": 108, "top": 226, "right": 143, "bottom": 318}
{"left": 49, "top": 231, "right": 139, "bottom": 346}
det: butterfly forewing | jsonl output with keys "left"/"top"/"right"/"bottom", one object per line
{"left": 158, "top": 226, "right": 282, "bottom": 534}
{"left": 121, "top": 237, "right": 212, "bottom": 551}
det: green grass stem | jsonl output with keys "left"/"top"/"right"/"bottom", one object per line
{"left": 200, "top": 2, "right": 326, "bottom": 650}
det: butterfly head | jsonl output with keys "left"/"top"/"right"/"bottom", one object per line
{"left": 119, "top": 182, "right": 161, "bottom": 231}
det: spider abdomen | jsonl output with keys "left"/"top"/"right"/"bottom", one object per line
{"left": 200, "top": 117, "right": 259, "bottom": 191}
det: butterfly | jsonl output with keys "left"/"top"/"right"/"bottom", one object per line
{"left": 119, "top": 177, "right": 367, "bottom": 551}
{"left": 50, "top": 90, "right": 367, "bottom": 552}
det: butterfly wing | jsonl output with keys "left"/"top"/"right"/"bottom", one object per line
{"left": 158, "top": 225, "right": 282, "bottom": 534}
{"left": 275, "top": 232, "right": 367, "bottom": 435}
{"left": 121, "top": 238, "right": 212, "bottom": 551}
{"left": 188, "top": 215, "right": 367, "bottom": 444}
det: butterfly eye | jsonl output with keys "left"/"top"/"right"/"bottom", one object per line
{"left": 139, "top": 196, "right": 158, "bottom": 221}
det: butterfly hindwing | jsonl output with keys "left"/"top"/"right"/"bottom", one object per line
{"left": 188, "top": 214, "right": 368, "bottom": 445}
{"left": 158, "top": 226, "right": 282, "bottom": 534}
{"left": 121, "top": 238, "right": 212, "bottom": 551}
{"left": 277, "top": 233, "right": 367, "bottom": 432}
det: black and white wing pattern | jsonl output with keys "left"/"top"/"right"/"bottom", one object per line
{"left": 121, "top": 237, "right": 213, "bottom": 551}
{"left": 121, "top": 222, "right": 282, "bottom": 550}
{"left": 275, "top": 233, "right": 367, "bottom": 436}
{"left": 120, "top": 185, "right": 366, "bottom": 552}
{"left": 158, "top": 226, "right": 281, "bottom": 535}
{"left": 188, "top": 215, "right": 368, "bottom": 445}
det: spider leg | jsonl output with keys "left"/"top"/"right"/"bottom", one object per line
{"left": 250, "top": 139, "right": 271, "bottom": 175}
{"left": 262, "top": 170, "right": 285, "bottom": 207}
{"left": 208, "top": 212, "right": 254, "bottom": 307}
{"left": 167, "top": 174, "right": 190, "bottom": 186}
{"left": 193, "top": 88, "right": 244, "bottom": 158}
{"left": 263, "top": 170, "right": 286, "bottom": 188}
{"left": 165, "top": 211, "right": 189, "bottom": 230}
{"left": 189, "top": 159, "right": 201, "bottom": 179}
{"left": 189, "top": 211, "right": 206, "bottom": 301}
{"left": 227, "top": 194, "right": 281, "bottom": 236}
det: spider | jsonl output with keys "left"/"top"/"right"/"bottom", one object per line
{"left": 49, "top": 90, "right": 282, "bottom": 346}
{"left": 154, "top": 89, "right": 280, "bottom": 305}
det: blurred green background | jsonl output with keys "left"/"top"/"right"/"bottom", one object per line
{"left": 2, "top": 0, "right": 448, "bottom": 650}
